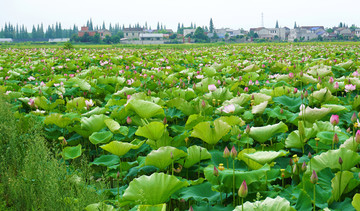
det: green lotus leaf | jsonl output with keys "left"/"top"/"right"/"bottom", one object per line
{"left": 191, "top": 119, "right": 231, "bottom": 145}
{"left": 244, "top": 150, "right": 288, "bottom": 165}
{"left": 252, "top": 93, "right": 272, "bottom": 105}
{"left": 224, "top": 95, "right": 251, "bottom": 106}
{"left": 81, "top": 114, "right": 109, "bottom": 133}
{"left": 34, "top": 96, "right": 64, "bottom": 111}
{"left": 316, "top": 131, "right": 349, "bottom": 146}
{"left": 238, "top": 148, "right": 263, "bottom": 170}
{"left": 204, "top": 164, "right": 270, "bottom": 191}
{"left": 183, "top": 145, "right": 211, "bottom": 168}
{"left": 273, "top": 96, "right": 302, "bottom": 112}
{"left": 126, "top": 99, "right": 164, "bottom": 119}
{"left": 89, "top": 131, "right": 113, "bottom": 145}
{"left": 298, "top": 106, "right": 331, "bottom": 123}
{"left": 44, "top": 113, "right": 72, "bottom": 128}
{"left": 145, "top": 146, "right": 187, "bottom": 170}
{"left": 352, "top": 194, "right": 360, "bottom": 211}
{"left": 85, "top": 203, "right": 115, "bottom": 211}
{"left": 135, "top": 122, "right": 165, "bottom": 140}
{"left": 167, "top": 98, "right": 195, "bottom": 116}
{"left": 321, "top": 104, "right": 348, "bottom": 113}
{"left": 122, "top": 173, "right": 189, "bottom": 205}
{"left": 242, "top": 64, "right": 259, "bottom": 72}
{"left": 100, "top": 140, "right": 144, "bottom": 157}
{"left": 174, "top": 182, "right": 224, "bottom": 203}
{"left": 248, "top": 122, "right": 288, "bottom": 143}
{"left": 329, "top": 171, "right": 355, "bottom": 203}
{"left": 104, "top": 118, "right": 121, "bottom": 133}
{"left": 309, "top": 88, "right": 335, "bottom": 105}
{"left": 203, "top": 66, "right": 217, "bottom": 76}
{"left": 66, "top": 77, "right": 91, "bottom": 91}
{"left": 340, "top": 137, "right": 359, "bottom": 151}
{"left": 301, "top": 73, "right": 318, "bottom": 84}
{"left": 308, "top": 66, "right": 332, "bottom": 78}
{"left": 137, "top": 204, "right": 166, "bottom": 211}
{"left": 90, "top": 154, "right": 120, "bottom": 167}
{"left": 349, "top": 78, "right": 360, "bottom": 89}
{"left": 185, "top": 114, "right": 205, "bottom": 130}
{"left": 234, "top": 196, "right": 295, "bottom": 211}
{"left": 82, "top": 107, "right": 107, "bottom": 117}
{"left": 203, "top": 87, "right": 233, "bottom": 101}
{"left": 307, "top": 148, "right": 360, "bottom": 174}
{"left": 63, "top": 144, "right": 82, "bottom": 160}
{"left": 113, "top": 87, "right": 136, "bottom": 96}
{"left": 66, "top": 97, "right": 86, "bottom": 111}
{"left": 252, "top": 101, "right": 268, "bottom": 114}
{"left": 265, "top": 107, "right": 297, "bottom": 123}
{"left": 217, "top": 116, "right": 245, "bottom": 127}
{"left": 337, "top": 60, "right": 354, "bottom": 70}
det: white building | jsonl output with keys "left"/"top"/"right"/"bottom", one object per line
{"left": 183, "top": 29, "right": 196, "bottom": 37}
{"left": 139, "top": 33, "right": 164, "bottom": 41}
{"left": 250, "top": 27, "right": 290, "bottom": 40}
{"left": 48, "top": 38, "right": 70, "bottom": 42}
{"left": 288, "top": 26, "right": 327, "bottom": 41}
{"left": 0, "top": 38, "right": 13, "bottom": 43}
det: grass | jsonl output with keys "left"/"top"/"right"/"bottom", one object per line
{"left": 0, "top": 95, "right": 109, "bottom": 210}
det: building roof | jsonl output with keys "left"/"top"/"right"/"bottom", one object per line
{"left": 49, "top": 38, "right": 70, "bottom": 42}
{"left": 300, "top": 26, "right": 324, "bottom": 30}
{"left": 140, "top": 33, "right": 164, "bottom": 38}
{"left": 123, "top": 28, "right": 144, "bottom": 32}
{"left": 0, "top": 38, "right": 13, "bottom": 42}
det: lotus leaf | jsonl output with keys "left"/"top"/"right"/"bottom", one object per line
{"left": 252, "top": 101, "right": 268, "bottom": 114}
{"left": 85, "top": 203, "right": 115, "bottom": 211}
{"left": 145, "top": 146, "right": 187, "bottom": 169}
{"left": 81, "top": 114, "right": 109, "bottom": 133}
{"left": 90, "top": 154, "right": 120, "bottom": 167}
{"left": 104, "top": 118, "right": 121, "bottom": 133}
{"left": 63, "top": 144, "right": 82, "bottom": 160}
{"left": 234, "top": 196, "right": 295, "bottom": 211}
{"left": 352, "top": 194, "right": 360, "bottom": 211}
{"left": 89, "top": 131, "right": 113, "bottom": 145}
{"left": 135, "top": 122, "right": 165, "bottom": 140}
{"left": 100, "top": 140, "right": 144, "bottom": 157}
{"left": 244, "top": 150, "right": 288, "bottom": 165}
{"left": 298, "top": 106, "right": 331, "bottom": 123}
{"left": 217, "top": 116, "right": 245, "bottom": 126}
{"left": 126, "top": 99, "right": 164, "bottom": 119}
{"left": 191, "top": 119, "right": 231, "bottom": 145}
{"left": 238, "top": 148, "right": 263, "bottom": 170}
{"left": 44, "top": 113, "right": 72, "bottom": 128}
{"left": 248, "top": 122, "right": 288, "bottom": 143}
{"left": 122, "top": 173, "right": 189, "bottom": 205}
{"left": 183, "top": 145, "right": 211, "bottom": 168}
{"left": 137, "top": 204, "right": 166, "bottom": 211}
{"left": 329, "top": 171, "right": 355, "bottom": 203}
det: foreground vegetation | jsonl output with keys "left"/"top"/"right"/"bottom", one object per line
{"left": 1, "top": 43, "right": 360, "bottom": 210}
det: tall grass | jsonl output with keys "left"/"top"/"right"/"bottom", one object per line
{"left": 0, "top": 96, "right": 108, "bottom": 210}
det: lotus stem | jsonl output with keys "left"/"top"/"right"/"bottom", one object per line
{"left": 227, "top": 158, "right": 229, "bottom": 169}
{"left": 119, "top": 157, "right": 123, "bottom": 184}
{"left": 339, "top": 163, "right": 342, "bottom": 202}
{"left": 233, "top": 160, "right": 236, "bottom": 207}
{"left": 265, "top": 171, "right": 268, "bottom": 190}
{"left": 282, "top": 177, "right": 284, "bottom": 188}
{"left": 313, "top": 184, "right": 316, "bottom": 211}
{"left": 242, "top": 197, "right": 244, "bottom": 211}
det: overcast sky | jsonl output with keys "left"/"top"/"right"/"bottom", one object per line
{"left": 1, "top": 0, "right": 360, "bottom": 31}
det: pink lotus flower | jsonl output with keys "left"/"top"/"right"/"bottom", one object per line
{"left": 127, "top": 79, "right": 134, "bottom": 85}
{"left": 289, "top": 72, "right": 294, "bottom": 79}
{"left": 329, "top": 77, "right": 334, "bottom": 84}
{"left": 208, "top": 84, "right": 217, "bottom": 91}
{"left": 356, "top": 130, "right": 360, "bottom": 143}
{"left": 85, "top": 99, "right": 94, "bottom": 110}
{"left": 28, "top": 98, "right": 35, "bottom": 107}
{"left": 195, "top": 75, "right": 204, "bottom": 79}
{"left": 345, "top": 84, "right": 356, "bottom": 92}
{"left": 293, "top": 88, "right": 298, "bottom": 94}
{"left": 330, "top": 114, "right": 339, "bottom": 126}
{"left": 244, "top": 87, "right": 249, "bottom": 92}
{"left": 334, "top": 82, "right": 339, "bottom": 89}
{"left": 223, "top": 104, "right": 235, "bottom": 113}
{"left": 126, "top": 116, "right": 132, "bottom": 124}
{"left": 28, "top": 76, "right": 35, "bottom": 81}
{"left": 248, "top": 80, "right": 254, "bottom": 86}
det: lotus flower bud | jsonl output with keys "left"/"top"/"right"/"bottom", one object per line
{"left": 238, "top": 180, "right": 248, "bottom": 198}
{"left": 223, "top": 146, "right": 230, "bottom": 158}
{"left": 213, "top": 166, "right": 219, "bottom": 177}
{"left": 201, "top": 100, "right": 206, "bottom": 108}
{"left": 356, "top": 130, "right": 360, "bottom": 143}
{"left": 300, "top": 71, "right": 304, "bottom": 77}
{"left": 163, "top": 117, "right": 167, "bottom": 125}
{"left": 334, "top": 82, "right": 339, "bottom": 89}
{"left": 301, "top": 162, "right": 307, "bottom": 172}
{"left": 293, "top": 88, "right": 298, "bottom": 94}
{"left": 347, "top": 127, "right": 351, "bottom": 133}
{"left": 246, "top": 124, "right": 251, "bottom": 134}
{"left": 316, "top": 83, "right": 321, "bottom": 90}
{"left": 280, "top": 108, "right": 284, "bottom": 114}
{"left": 289, "top": 72, "right": 294, "bottom": 79}
{"left": 244, "top": 87, "right": 249, "bottom": 92}
{"left": 126, "top": 116, "right": 132, "bottom": 124}
{"left": 333, "top": 133, "right": 339, "bottom": 144}
{"left": 289, "top": 158, "right": 293, "bottom": 166}
{"left": 351, "top": 112, "right": 357, "bottom": 123}
{"left": 301, "top": 93, "right": 304, "bottom": 100}
{"left": 293, "top": 163, "right": 298, "bottom": 174}
{"left": 330, "top": 115, "right": 339, "bottom": 126}
{"left": 189, "top": 206, "right": 194, "bottom": 211}
{"left": 329, "top": 77, "right": 334, "bottom": 84}
{"left": 308, "top": 152, "right": 312, "bottom": 159}
{"left": 304, "top": 90, "right": 309, "bottom": 98}
{"left": 311, "top": 170, "right": 318, "bottom": 184}
{"left": 117, "top": 171, "right": 120, "bottom": 179}
{"left": 230, "top": 145, "right": 237, "bottom": 159}
{"left": 339, "top": 157, "right": 343, "bottom": 165}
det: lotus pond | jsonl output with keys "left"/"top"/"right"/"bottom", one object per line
{"left": 2, "top": 44, "right": 360, "bottom": 210}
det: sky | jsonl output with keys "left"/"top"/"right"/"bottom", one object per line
{"left": 1, "top": 0, "right": 360, "bottom": 31}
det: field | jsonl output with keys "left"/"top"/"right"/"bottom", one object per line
{"left": 1, "top": 43, "right": 360, "bottom": 210}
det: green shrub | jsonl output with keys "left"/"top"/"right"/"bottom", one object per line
{"left": 0, "top": 96, "right": 108, "bottom": 210}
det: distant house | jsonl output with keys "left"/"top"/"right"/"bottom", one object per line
{"left": 49, "top": 38, "right": 70, "bottom": 42}
{"left": 139, "top": 33, "right": 164, "bottom": 41}
{"left": 334, "top": 27, "right": 353, "bottom": 38}
{"left": 250, "top": 27, "right": 289, "bottom": 40}
{"left": 78, "top": 26, "right": 111, "bottom": 39}
{"left": 354, "top": 29, "right": 360, "bottom": 37}
{"left": 288, "top": 26, "right": 326, "bottom": 41}
{"left": 0, "top": 38, "right": 13, "bottom": 43}
{"left": 123, "top": 28, "right": 144, "bottom": 39}
{"left": 183, "top": 29, "right": 196, "bottom": 37}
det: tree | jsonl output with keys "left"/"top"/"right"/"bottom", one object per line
{"left": 209, "top": 18, "right": 214, "bottom": 33}
{"left": 104, "top": 35, "right": 112, "bottom": 44}
{"left": 111, "top": 35, "right": 120, "bottom": 43}
{"left": 275, "top": 20, "right": 279, "bottom": 28}
{"left": 92, "top": 33, "right": 101, "bottom": 43}
{"left": 193, "top": 27, "right": 210, "bottom": 43}
{"left": 157, "top": 22, "right": 160, "bottom": 30}
{"left": 102, "top": 22, "right": 105, "bottom": 30}
{"left": 70, "top": 34, "right": 79, "bottom": 42}
{"left": 339, "top": 22, "right": 343, "bottom": 28}
{"left": 81, "top": 32, "right": 90, "bottom": 42}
